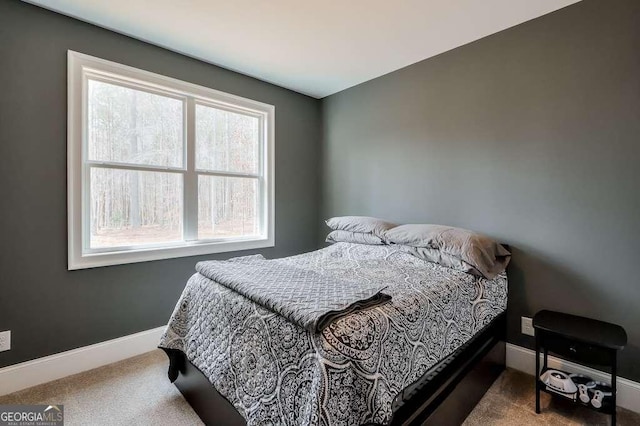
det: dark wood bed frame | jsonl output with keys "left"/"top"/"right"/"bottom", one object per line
{"left": 162, "top": 312, "right": 506, "bottom": 426}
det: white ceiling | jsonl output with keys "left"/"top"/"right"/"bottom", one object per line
{"left": 26, "top": 0, "right": 581, "bottom": 98}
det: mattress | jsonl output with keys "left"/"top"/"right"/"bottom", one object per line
{"left": 159, "top": 242, "right": 508, "bottom": 426}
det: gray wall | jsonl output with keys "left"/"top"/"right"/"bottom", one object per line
{"left": 0, "top": 0, "right": 321, "bottom": 368}
{"left": 322, "top": 0, "right": 640, "bottom": 381}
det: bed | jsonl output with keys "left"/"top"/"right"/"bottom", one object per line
{"left": 159, "top": 241, "right": 508, "bottom": 425}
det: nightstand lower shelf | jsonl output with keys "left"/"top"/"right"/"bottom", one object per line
{"left": 537, "top": 368, "right": 615, "bottom": 416}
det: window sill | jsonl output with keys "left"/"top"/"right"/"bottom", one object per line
{"left": 68, "top": 237, "right": 274, "bottom": 270}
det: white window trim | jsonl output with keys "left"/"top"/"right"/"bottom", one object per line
{"left": 67, "top": 50, "right": 275, "bottom": 270}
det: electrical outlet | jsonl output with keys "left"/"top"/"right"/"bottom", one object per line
{"left": 521, "top": 317, "right": 535, "bottom": 337}
{"left": 0, "top": 330, "right": 11, "bottom": 352}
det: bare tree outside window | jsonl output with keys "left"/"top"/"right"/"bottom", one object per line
{"left": 198, "top": 176, "right": 258, "bottom": 239}
{"left": 87, "top": 80, "right": 184, "bottom": 248}
{"left": 196, "top": 104, "right": 260, "bottom": 239}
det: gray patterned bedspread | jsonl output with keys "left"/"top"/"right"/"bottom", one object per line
{"left": 159, "top": 243, "right": 508, "bottom": 426}
{"left": 196, "top": 258, "right": 390, "bottom": 332}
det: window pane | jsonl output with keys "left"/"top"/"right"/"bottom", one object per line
{"left": 196, "top": 104, "right": 259, "bottom": 174}
{"left": 198, "top": 176, "right": 259, "bottom": 239}
{"left": 90, "top": 168, "right": 183, "bottom": 248}
{"left": 88, "top": 79, "right": 184, "bottom": 168}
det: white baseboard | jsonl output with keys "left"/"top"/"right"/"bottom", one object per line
{"left": 2, "top": 332, "right": 637, "bottom": 413}
{"left": 506, "top": 343, "right": 640, "bottom": 413}
{"left": 0, "top": 326, "right": 166, "bottom": 397}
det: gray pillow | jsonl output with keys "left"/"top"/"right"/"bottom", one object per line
{"left": 326, "top": 230, "right": 385, "bottom": 245}
{"left": 325, "top": 216, "right": 397, "bottom": 237}
{"left": 398, "top": 246, "right": 483, "bottom": 276}
{"left": 384, "top": 224, "right": 511, "bottom": 279}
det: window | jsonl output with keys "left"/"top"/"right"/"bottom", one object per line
{"left": 68, "top": 51, "right": 274, "bottom": 270}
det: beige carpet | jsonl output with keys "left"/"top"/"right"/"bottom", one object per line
{"left": 1, "top": 350, "right": 638, "bottom": 425}
{"left": 0, "top": 350, "right": 203, "bottom": 426}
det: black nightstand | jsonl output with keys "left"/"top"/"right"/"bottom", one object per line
{"left": 533, "top": 310, "right": 627, "bottom": 425}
